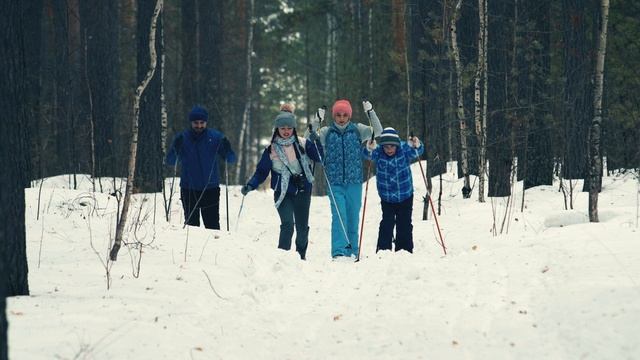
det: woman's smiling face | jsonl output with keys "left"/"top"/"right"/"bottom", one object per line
{"left": 278, "top": 126, "right": 294, "bottom": 139}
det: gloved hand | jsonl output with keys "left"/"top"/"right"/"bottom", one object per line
{"left": 316, "top": 107, "right": 326, "bottom": 122}
{"left": 309, "top": 107, "right": 325, "bottom": 133}
{"left": 241, "top": 184, "right": 254, "bottom": 196}
{"left": 307, "top": 130, "right": 318, "bottom": 142}
{"left": 409, "top": 136, "right": 421, "bottom": 148}
{"left": 362, "top": 100, "right": 373, "bottom": 113}
{"left": 366, "top": 139, "right": 377, "bottom": 151}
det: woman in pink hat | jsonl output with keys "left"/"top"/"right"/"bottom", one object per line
{"left": 307, "top": 99, "right": 382, "bottom": 259}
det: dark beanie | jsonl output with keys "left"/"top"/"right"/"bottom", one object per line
{"left": 189, "top": 105, "right": 208, "bottom": 122}
{"left": 274, "top": 111, "right": 296, "bottom": 128}
{"left": 379, "top": 127, "right": 401, "bottom": 146}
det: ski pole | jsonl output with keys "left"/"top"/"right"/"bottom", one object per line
{"left": 356, "top": 98, "right": 376, "bottom": 261}
{"left": 411, "top": 132, "right": 447, "bottom": 255}
{"left": 225, "top": 162, "right": 230, "bottom": 231}
{"left": 357, "top": 132, "right": 375, "bottom": 262}
{"left": 234, "top": 194, "right": 246, "bottom": 232}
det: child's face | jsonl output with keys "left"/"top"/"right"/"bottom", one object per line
{"left": 333, "top": 112, "right": 351, "bottom": 126}
{"left": 383, "top": 144, "right": 397, "bottom": 156}
{"left": 278, "top": 126, "right": 294, "bottom": 139}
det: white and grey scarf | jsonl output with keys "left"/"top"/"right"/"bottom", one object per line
{"left": 272, "top": 136, "right": 315, "bottom": 208}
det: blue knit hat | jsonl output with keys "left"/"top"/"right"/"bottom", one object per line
{"left": 274, "top": 111, "right": 296, "bottom": 128}
{"left": 379, "top": 127, "right": 400, "bottom": 146}
{"left": 189, "top": 105, "right": 208, "bottom": 122}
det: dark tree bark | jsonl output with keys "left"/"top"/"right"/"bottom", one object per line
{"left": 1, "top": 0, "right": 30, "bottom": 304}
{"left": 523, "top": 0, "right": 554, "bottom": 189}
{"left": 135, "top": 0, "right": 165, "bottom": 193}
{"left": 22, "top": 0, "right": 43, "bottom": 185}
{"left": 562, "top": 0, "right": 593, "bottom": 180}
{"left": 80, "top": 0, "right": 120, "bottom": 178}
{"left": 181, "top": 0, "right": 198, "bottom": 116}
{"left": 0, "top": 295, "right": 6, "bottom": 360}
{"left": 414, "top": 0, "right": 447, "bottom": 180}
{"left": 49, "top": 0, "right": 74, "bottom": 179}
{"left": 198, "top": 0, "right": 223, "bottom": 126}
{"left": 487, "top": 0, "right": 513, "bottom": 197}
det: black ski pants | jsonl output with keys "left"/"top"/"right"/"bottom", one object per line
{"left": 275, "top": 191, "right": 311, "bottom": 259}
{"left": 377, "top": 195, "right": 413, "bottom": 253}
{"left": 181, "top": 187, "right": 221, "bottom": 230}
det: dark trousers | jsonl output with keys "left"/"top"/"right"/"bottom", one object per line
{"left": 377, "top": 195, "right": 413, "bottom": 253}
{"left": 181, "top": 187, "right": 221, "bottom": 230}
{"left": 275, "top": 191, "right": 311, "bottom": 259}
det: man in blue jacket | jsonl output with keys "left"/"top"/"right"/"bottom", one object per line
{"left": 165, "top": 105, "right": 236, "bottom": 229}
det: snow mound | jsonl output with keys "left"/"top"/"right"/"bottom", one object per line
{"left": 543, "top": 210, "right": 589, "bottom": 228}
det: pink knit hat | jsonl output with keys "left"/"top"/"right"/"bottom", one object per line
{"left": 332, "top": 99, "right": 352, "bottom": 118}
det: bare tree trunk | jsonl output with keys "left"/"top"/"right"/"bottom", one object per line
{"left": 1, "top": 0, "right": 30, "bottom": 299}
{"left": 450, "top": 0, "right": 471, "bottom": 198}
{"left": 474, "top": 0, "right": 488, "bottom": 202}
{"left": 391, "top": 0, "right": 410, "bottom": 137}
{"left": 482, "top": 0, "right": 488, "bottom": 177}
{"left": 110, "top": 0, "right": 163, "bottom": 261}
{"left": 160, "top": 21, "right": 167, "bottom": 157}
{"left": 589, "top": 0, "right": 609, "bottom": 222}
{"left": 235, "top": 0, "right": 255, "bottom": 184}
{"left": 325, "top": 11, "right": 336, "bottom": 96}
{"left": 368, "top": 6, "right": 373, "bottom": 92}
{"left": 84, "top": 31, "right": 97, "bottom": 192}
{"left": 404, "top": 18, "right": 411, "bottom": 139}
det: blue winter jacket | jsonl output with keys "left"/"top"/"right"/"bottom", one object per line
{"left": 363, "top": 141, "right": 424, "bottom": 203}
{"left": 323, "top": 123, "right": 364, "bottom": 185}
{"left": 247, "top": 138, "right": 323, "bottom": 194}
{"left": 165, "top": 129, "right": 237, "bottom": 190}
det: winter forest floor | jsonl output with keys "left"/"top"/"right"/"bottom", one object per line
{"left": 7, "top": 162, "right": 640, "bottom": 359}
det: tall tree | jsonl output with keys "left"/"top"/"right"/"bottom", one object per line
{"left": 450, "top": 0, "right": 472, "bottom": 198}
{"left": 522, "top": 1, "right": 553, "bottom": 191}
{"left": 181, "top": 0, "right": 198, "bottom": 116}
{"left": 603, "top": 0, "right": 640, "bottom": 171}
{"left": 562, "top": 0, "right": 593, "bottom": 180}
{"left": 198, "top": 0, "right": 223, "bottom": 125}
{"left": 588, "top": 0, "right": 610, "bottom": 222}
{"left": 23, "top": 0, "right": 43, "bottom": 184}
{"left": 235, "top": 0, "right": 256, "bottom": 183}
{"left": 46, "top": 0, "right": 74, "bottom": 179}
{"left": 1, "top": 0, "right": 30, "bottom": 298}
{"left": 111, "top": 0, "right": 163, "bottom": 261}
{"left": 135, "top": 0, "right": 165, "bottom": 193}
{"left": 80, "top": 0, "right": 120, "bottom": 180}
{"left": 474, "top": 0, "right": 488, "bottom": 202}
{"left": 487, "top": 0, "right": 513, "bottom": 197}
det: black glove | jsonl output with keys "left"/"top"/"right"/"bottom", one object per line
{"left": 174, "top": 134, "right": 184, "bottom": 154}
{"left": 221, "top": 137, "right": 232, "bottom": 152}
{"left": 241, "top": 184, "right": 254, "bottom": 196}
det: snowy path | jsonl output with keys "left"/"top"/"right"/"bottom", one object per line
{"left": 7, "top": 169, "right": 640, "bottom": 359}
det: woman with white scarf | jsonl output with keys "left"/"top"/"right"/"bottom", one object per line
{"left": 241, "top": 104, "right": 323, "bottom": 260}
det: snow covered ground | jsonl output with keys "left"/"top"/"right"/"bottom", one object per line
{"left": 7, "top": 162, "right": 640, "bottom": 359}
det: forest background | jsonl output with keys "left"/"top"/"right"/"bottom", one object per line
{"left": 4, "top": 0, "right": 639, "bottom": 195}
{"left": 1, "top": 0, "right": 639, "bottom": 356}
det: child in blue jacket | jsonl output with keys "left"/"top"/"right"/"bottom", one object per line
{"left": 241, "top": 105, "right": 323, "bottom": 260}
{"left": 363, "top": 127, "right": 424, "bottom": 253}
